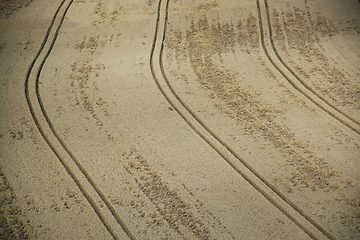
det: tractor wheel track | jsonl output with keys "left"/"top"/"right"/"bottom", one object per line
{"left": 23, "top": 0, "right": 345, "bottom": 239}
{"left": 24, "top": 0, "right": 134, "bottom": 239}
{"left": 151, "top": 0, "right": 336, "bottom": 239}
{"left": 257, "top": 0, "right": 360, "bottom": 134}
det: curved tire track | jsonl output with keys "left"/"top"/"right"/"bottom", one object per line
{"left": 24, "top": 0, "right": 134, "bottom": 239}
{"left": 151, "top": 0, "right": 335, "bottom": 239}
{"left": 257, "top": 0, "right": 360, "bottom": 134}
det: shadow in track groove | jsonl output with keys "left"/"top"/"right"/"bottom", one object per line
{"left": 24, "top": 1, "right": 135, "bottom": 239}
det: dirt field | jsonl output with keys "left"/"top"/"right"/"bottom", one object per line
{"left": 0, "top": 0, "right": 359, "bottom": 239}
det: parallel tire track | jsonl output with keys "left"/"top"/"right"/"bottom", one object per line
{"left": 258, "top": 0, "right": 360, "bottom": 134}
{"left": 24, "top": 1, "right": 134, "bottom": 239}
{"left": 151, "top": 0, "right": 334, "bottom": 239}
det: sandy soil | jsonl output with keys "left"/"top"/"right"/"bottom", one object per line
{"left": 0, "top": 0, "right": 359, "bottom": 239}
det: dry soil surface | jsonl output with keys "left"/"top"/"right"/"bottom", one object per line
{"left": 0, "top": 0, "right": 359, "bottom": 239}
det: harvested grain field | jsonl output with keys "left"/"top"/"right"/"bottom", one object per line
{"left": 0, "top": 0, "right": 359, "bottom": 239}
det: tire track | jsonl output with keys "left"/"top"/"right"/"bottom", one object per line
{"left": 257, "top": 0, "right": 360, "bottom": 134}
{"left": 24, "top": 1, "right": 134, "bottom": 239}
{"left": 151, "top": 0, "right": 334, "bottom": 239}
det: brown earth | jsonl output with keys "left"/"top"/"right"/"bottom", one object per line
{"left": 0, "top": 0, "right": 32, "bottom": 18}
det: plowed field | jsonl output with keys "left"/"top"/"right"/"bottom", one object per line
{"left": 0, "top": 0, "right": 359, "bottom": 239}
